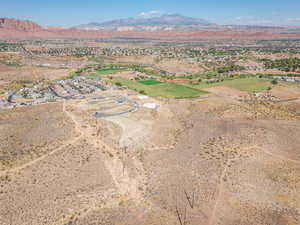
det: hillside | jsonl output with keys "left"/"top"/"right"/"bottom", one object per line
{"left": 1, "top": 17, "right": 300, "bottom": 39}
{"left": 0, "top": 18, "right": 44, "bottom": 32}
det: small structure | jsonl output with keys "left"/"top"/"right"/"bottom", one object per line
{"left": 143, "top": 103, "right": 159, "bottom": 110}
{"left": 138, "top": 95, "right": 149, "bottom": 100}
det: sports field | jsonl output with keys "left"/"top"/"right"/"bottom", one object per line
{"left": 112, "top": 78, "right": 206, "bottom": 98}
{"left": 138, "top": 80, "right": 162, "bottom": 85}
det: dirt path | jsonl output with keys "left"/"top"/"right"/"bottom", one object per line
{"left": 1, "top": 100, "right": 162, "bottom": 224}
{"left": 258, "top": 147, "right": 300, "bottom": 165}
{"left": 208, "top": 145, "right": 300, "bottom": 225}
{"left": 208, "top": 155, "right": 240, "bottom": 225}
{"left": 0, "top": 135, "right": 83, "bottom": 177}
{"left": 56, "top": 101, "right": 151, "bottom": 223}
{"left": 0, "top": 101, "right": 83, "bottom": 177}
{"left": 64, "top": 102, "right": 145, "bottom": 200}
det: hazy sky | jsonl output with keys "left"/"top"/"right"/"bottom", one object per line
{"left": 1, "top": 0, "right": 300, "bottom": 27}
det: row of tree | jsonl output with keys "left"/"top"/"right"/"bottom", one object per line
{"left": 262, "top": 58, "right": 300, "bottom": 72}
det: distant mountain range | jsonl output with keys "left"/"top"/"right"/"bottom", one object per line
{"left": 1, "top": 15, "right": 300, "bottom": 39}
{"left": 75, "top": 14, "right": 212, "bottom": 31}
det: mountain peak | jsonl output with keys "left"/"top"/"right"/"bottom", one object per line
{"left": 75, "top": 14, "right": 211, "bottom": 30}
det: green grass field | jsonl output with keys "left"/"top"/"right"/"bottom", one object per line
{"left": 95, "top": 68, "right": 127, "bottom": 75}
{"left": 87, "top": 74, "right": 102, "bottom": 79}
{"left": 112, "top": 77, "right": 206, "bottom": 98}
{"left": 191, "top": 77, "right": 273, "bottom": 92}
{"left": 138, "top": 80, "right": 162, "bottom": 85}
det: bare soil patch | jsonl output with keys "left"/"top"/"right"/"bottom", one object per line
{"left": 0, "top": 103, "right": 78, "bottom": 170}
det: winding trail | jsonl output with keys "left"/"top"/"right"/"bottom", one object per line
{"left": 257, "top": 147, "right": 300, "bottom": 165}
{"left": 64, "top": 101, "right": 300, "bottom": 225}
{"left": 63, "top": 101, "right": 144, "bottom": 200}
{"left": 208, "top": 154, "right": 240, "bottom": 225}
{"left": 56, "top": 101, "right": 152, "bottom": 223}
{"left": 4, "top": 98, "right": 298, "bottom": 224}
{"left": 208, "top": 145, "right": 300, "bottom": 225}
{"left": 1, "top": 99, "right": 162, "bottom": 224}
{"left": 0, "top": 101, "right": 83, "bottom": 177}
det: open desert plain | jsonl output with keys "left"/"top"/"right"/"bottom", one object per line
{"left": 1, "top": 2, "right": 300, "bottom": 225}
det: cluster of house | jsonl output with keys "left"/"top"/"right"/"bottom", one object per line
{"left": 0, "top": 43, "right": 24, "bottom": 52}
{"left": 9, "top": 45, "right": 238, "bottom": 61}
{"left": 0, "top": 76, "right": 108, "bottom": 109}
{"left": 272, "top": 76, "right": 300, "bottom": 83}
{"left": 56, "top": 76, "right": 106, "bottom": 95}
{"left": 22, "top": 47, "right": 192, "bottom": 58}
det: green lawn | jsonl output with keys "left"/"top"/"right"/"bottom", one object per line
{"left": 138, "top": 80, "right": 162, "bottom": 85}
{"left": 95, "top": 68, "right": 127, "bottom": 75}
{"left": 191, "top": 77, "right": 273, "bottom": 92}
{"left": 112, "top": 77, "right": 206, "bottom": 98}
{"left": 87, "top": 73, "right": 102, "bottom": 79}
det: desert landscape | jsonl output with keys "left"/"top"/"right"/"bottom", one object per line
{"left": 1, "top": 3, "right": 300, "bottom": 225}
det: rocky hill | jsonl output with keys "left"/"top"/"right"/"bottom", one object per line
{"left": 0, "top": 18, "right": 44, "bottom": 32}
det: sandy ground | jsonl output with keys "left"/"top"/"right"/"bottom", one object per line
{"left": 0, "top": 87, "right": 300, "bottom": 225}
{"left": 270, "top": 84, "right": 300, "bottom": 99}
{"left": 0, "top": 53, "right": 91, "bottom": 91}
{"left": 156, "top": 58, "right": 205, "bottom": 75}
{"left": 0, "top": 103, "right": 78, "bottom": 171}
